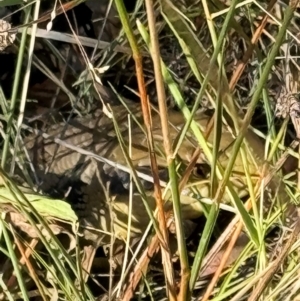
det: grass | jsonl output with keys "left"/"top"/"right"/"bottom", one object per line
{"left": 0, "top": 0, "right": 300, "bottom": 300}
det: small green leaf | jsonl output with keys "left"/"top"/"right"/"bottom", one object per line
{"left": 0, "top": 187, "right": 78, "bottom": 224}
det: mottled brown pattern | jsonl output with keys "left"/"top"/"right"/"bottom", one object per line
{"left": 24, "top": 100, "right": 290, "bottom": 242}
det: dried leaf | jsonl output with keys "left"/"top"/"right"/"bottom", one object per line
{"left": 0, "top": 19, "right": 16, "bottom": 52}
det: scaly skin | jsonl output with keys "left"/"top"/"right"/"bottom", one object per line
{"left": 25, "top": 102, "right": 294, "bottom": 242}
